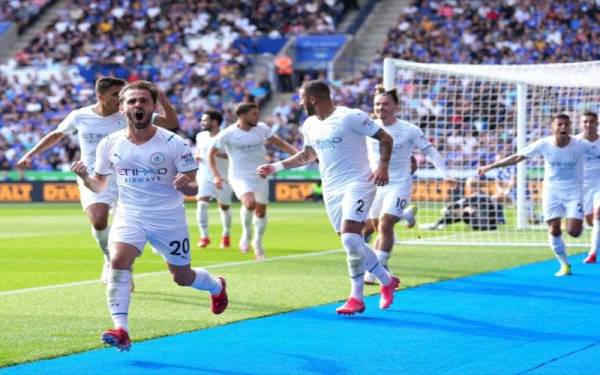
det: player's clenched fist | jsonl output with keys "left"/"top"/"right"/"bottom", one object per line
{"left": 173, "top": 173, "right": 192, "bottom": 191}
{"left": 71, "top": 160, "right": 89, "bottom": 178}
{"left": 256, "top": 163, "right": 275, "bottom": 179}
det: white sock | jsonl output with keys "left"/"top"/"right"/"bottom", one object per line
{"left": 220, "top": 207, "right": 231, "bottom": 236}
{"left": 364, "top": 242, "right": 391, "bottom": 286}
{"left": 548, "top": 234, "right": 569, "bottom": 267}
{"left": 107, "top": 269, "right": 132, "bottom": 331}
{"left": 591, "top": 219, "right": 600, "bottom": 255}
{"left": 252, "top": 215, "right": 267, "bottom": 248}
{"left": 375, "top": 250, "right": 391, "bottom": 269}
{"left": 190, "top": 269, "right": 222, "bottom": 295}
{"left": 91, "top": 226, "right": 110, "bottom": 262}
{"left": 240, "top": 206, "right": 252, "bottom": 240}
{"left": 197, "top": 201, "right": 209, "bottom": 238}
{"left": 341, "top": 233, "right": 366, "bottom": 300}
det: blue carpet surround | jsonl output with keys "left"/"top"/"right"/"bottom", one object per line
{"left": 3, "top": 254, "right": 599, "bottom": 374}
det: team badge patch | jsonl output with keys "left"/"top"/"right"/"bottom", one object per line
{"left": 150, "top": 152, "right": 166, "bottom": 165}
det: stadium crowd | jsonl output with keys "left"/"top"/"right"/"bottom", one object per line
{"left": 381, "top": 0, "right": 600, "bottom": 64}
{"left": 2, "top": 0, "right": 600, "bottom": 176}
{"left": 0, "top": 0, "right": 53, "bottom": 34}
{"left": 0, "top": 0, "right": 352, "bottom": 176}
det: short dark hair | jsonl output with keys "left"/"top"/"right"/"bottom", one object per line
{"left": 374, "top": 84, "right": 399, "bottom": 104}
{"left": 204, "top": 109, "right": 223, "bottom": 124}
{"left": 95, "top": 76, "right": 126, "bottom": 95}
{"left": 553, "top": 113, "right": 571, "bottom": 123}
{"left": 301, "top": 80, "right": 331, "bottom": 99}
{"left": 583, "top": 111, "right": 598, "bottom": 121}
{"left": 235, "top": 102, "right": 258, "bottom": 116}
{"left": 118, "top": 80, "right": 158, "bottom": 104}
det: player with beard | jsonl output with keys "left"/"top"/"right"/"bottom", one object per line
{"left": 17, "top": 77, "right": 178, "bottom": 287}
{"left": 257, "top": 80, "right": 400, "bottom": 315}
{"left": 71, "top": 80, "right": 228, "bottom": 351}
{"left": 480, "top": 114, "right": 600, "bottom": 276}
{"left": 194, "top": 110, "right": 233, "bottom": 249}
{"left": 209, "top": 102, "right": 297, "bottom": 259}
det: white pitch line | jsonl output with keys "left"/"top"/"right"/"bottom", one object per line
{"left": 0, "top": 248, "right": 344, "bottom": 297}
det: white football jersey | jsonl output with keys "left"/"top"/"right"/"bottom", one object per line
{"left": 56, "top": 105, "right": 127, "bottom": 173}
{"left": 195, "top": 131, "right": 228, "bottom": 182}
{"left": 95, "top": 127, "right": 197, "bottom": 213}
{"left": 367, "top": 119, "right": 431, "bottom": 184}
{"left": 301, "top": 106, "right": 381, "bottom": 193}
{"left": 521, "top": 136, "right": 600, "bottom": 190}
{"left": 577, "top": 135, "right": 600, "bottom": 189}
{"left": 214, "top": 122, "right": 272, "bottom": 180}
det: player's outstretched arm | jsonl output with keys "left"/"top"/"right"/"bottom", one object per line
{"left": 267, "top": 135, "right": 299, "bottom": 155}
{"left": 153, "top": 88, "right": 179, "bottom": 130}
{"left": 17, "top": 131, "right": 66, "bottom": 169}
{"left": 368, "top": 129, "right": 392, "bottom": 186}
{"left": 208, "top": 146, "right": 225, "bottom": 189}
{"left": 70, "top": 160, "right": 108, "bottom": 193}
{"left": 257, "top": 146, "right": 317, "bottom": 178}
{"left": 173, "top": 171, "right": 198, "bottom": 196}
{"left": 478, "top": 154, "right": 526, "bottom": 176}
{"left": 424, "top": 146, "right": 458, "bottom": 188}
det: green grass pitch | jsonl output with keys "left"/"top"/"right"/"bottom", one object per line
{"left": 0, "top": 202, "right": 576, "bottom": 367}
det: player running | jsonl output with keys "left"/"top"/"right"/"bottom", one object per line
{"left": 17, "top": 77, "right": 178, "bottom": 286}
{"left": 71, "top": 81, "right": 228, "bottom": 351}
{"left": 479, "top": 113, "right": 600, "bottom": 276}
{"left": 257, "top": 80, "right": 399, "bottom": 315}
{"left": 576, "top": 111, "right": 600, "bottom": 264}
{"left": 363, "top": 85, "right": 455, "bottom": 284}
{"left": 194, "top": 110, "right": 233, "bottom": 249}
{"left": 209, "top": 102, "right": 297, "bottom": 260}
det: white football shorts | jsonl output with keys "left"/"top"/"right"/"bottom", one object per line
{"left": 78, "top": 175, "right": 118, "bottom": 211}
{"left": 368, "top": 180, "right": 412, "bottom": 219}
{"left": 583, "top": 185, "right": 600, "bottom": 216}
{"left": 197, "top": 178, "right": 233, "bottom": 205}
{"left": 542, "top": 187, "right": 583, "bottom": 221}
{"left": 229, "top": 176, "right": 269, "bottom": 204}
{"left": 323, "top": 181, "right": 376, "bottom": 233}
{"left": 108, "top": 206, "right": 192, "bottom": 266}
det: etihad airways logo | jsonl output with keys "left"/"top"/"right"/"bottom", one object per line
{"left": 315, "top": 137, "right": 342, "bottom": 150}
{"left": 117, "top": 167, "right": 168, "bottom": 183}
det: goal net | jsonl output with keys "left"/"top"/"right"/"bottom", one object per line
{"left": 383, "top": 58, "right": 600, "bottom": 247}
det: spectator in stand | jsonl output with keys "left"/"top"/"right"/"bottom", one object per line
{"left": 274, "top": 53, "right": 294, "bottom": 92}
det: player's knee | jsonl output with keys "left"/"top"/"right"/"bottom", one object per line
{"left": 567, "top": 227, "right": 582, "bottom": 238}
{"left": 172, "top": 272, "right": 193, "bottom": 287}
{"left": 91, "top": 218, "right": 108, "bottom": 231}
{"left": 378, "top": 219, "right": 395, "bottom": 236}
{"left": 244, "top": 200, "right": 256, "bottom": 211}
{"left": 341, "top": 232, "right": 364, "bottom": 257}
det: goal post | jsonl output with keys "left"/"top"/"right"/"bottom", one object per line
{"left": 383, "top": 58, "right": 600, "bottom": 247}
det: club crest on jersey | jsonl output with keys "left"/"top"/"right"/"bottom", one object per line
{"left": 150, "top": 152, "right": 166, "bottom": 165}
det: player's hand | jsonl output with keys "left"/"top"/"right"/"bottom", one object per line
{"left": 368, "top": 165, "right": 389, "bottom": 186}
{"left": 173, "top": 173, "right": 192, "bottom": 191}
{"left": 410, "top": 155, "right": 417, "bottom": 175}
{"left": 213, "top": 176, "right": 224, "bottom": 190}
{"left": 157, "top": 87, "right": 168, "bottom": 103}
{"left": 70, "top": 160, "right": 89, "bottom": 179}
{"left": 478, "top": 165, "right": 491, "bottom": 176}
{"left": 257, "top": 164, "right": 275, "bottom": 179}
{"left": 16, "top": 154, "right": 32, "bottom": 170}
